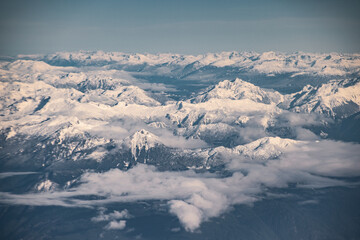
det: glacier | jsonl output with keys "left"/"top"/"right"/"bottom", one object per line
{"left": 0, "top": 51, "right": 360, "bottom": 239}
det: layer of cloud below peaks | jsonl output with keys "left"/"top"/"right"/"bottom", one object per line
{"left": 0, "top": 139, "right": 359, "bottom": 232}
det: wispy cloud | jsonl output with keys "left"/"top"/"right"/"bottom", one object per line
{"left": 0, "top": 172, "right": 38, "bottom": 179}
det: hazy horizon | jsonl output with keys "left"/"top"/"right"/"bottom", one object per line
{"left": 1, "top": 0, "right": 360, "bottom": 56}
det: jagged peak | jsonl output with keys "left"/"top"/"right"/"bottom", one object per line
{"left": 286, "top": 78, "right": 360, "bottom": 118}
{"left": 194, "top": 78, "right": 284, "bottom": 104}
{"left": 124, "top": 129, "right": 162, "bottom": 161}
{"left": 104, "top": 86, "right": 160, "bottom": 106}
{"left": 232, "top": 137, "right": 298, "bottom": 160}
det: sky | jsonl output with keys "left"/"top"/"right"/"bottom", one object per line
{"left": 0, "top": 0, "right": 359, "bottom": 55}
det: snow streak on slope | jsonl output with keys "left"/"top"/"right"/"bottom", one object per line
{"left": 124, "top": 129, "right": 161, "bottom": 161}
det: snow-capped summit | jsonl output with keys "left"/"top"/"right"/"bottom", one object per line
{"left": 124, "top": 129, "right": 162, "bottom": 161}
{"left": 210, "top": 136, "right": 297, "bottom": 161}
{"left": 193, "top": 78, "right": 284, "bottom": 104}
{"left": 104, "top": 86, "right": 160, "bottom": 106}
{"left": 284, "top": 78, "right": 360, "bottom": 118}
{"left": 78, "top": 85, "right": 160, "bottom": 106}
{"left": 200, "top": 136, "right": 299, "bottom": 167}
{"left": 233, "top": 136, "right": 298, "bottom": 160}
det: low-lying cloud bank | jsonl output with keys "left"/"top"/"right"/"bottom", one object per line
{"left": 0, "top": 140, "right": 359, "bottom": 232}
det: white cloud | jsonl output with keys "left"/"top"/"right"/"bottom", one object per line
{"left": 149, "top": 128, "right": 208, "bottom": 149}
{"left": 169, "top": 200, "right": 203, "bottom": 232}
{"left": 271, "top": 140, "right": 360, "bottom": 177}
{"left": 91, "top": 208, "right": 130, "bottom": 231}
{"left": 298, "top": 199, "right": 319, "bottom": 205}
{"left": 1, "top": 138, "right": 358, "bottom": 232}
{"left": 92, "top": 209, "right": 131, "bottom": 222}
{"left": 105, "top": 220, "right": 126, "bottom": 230}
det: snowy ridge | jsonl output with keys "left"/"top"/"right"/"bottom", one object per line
{"left": 103, "top": 86, "right": 160, "bottom": 106}
{"left": 79, "top": 86, "right": 160, "bottom": 106}
{"left": 284, "top": 78, "right": 360, "bottom": 118}
{"left": 19, "top": 51, "right": 360, "bottom": 76}
{"left": 232, "top": 136, "right": 298, "bottom": 160}
{"left": 197, "top": 137, "right": 298, "bottom": 167}
{"left": 194, "top": 78, "right": 284, "bottom": 104}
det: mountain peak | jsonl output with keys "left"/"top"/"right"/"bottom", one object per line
{"left": 125, "top": 129, "right": 161, "bottom": 161}
{"left": 286, "top": 78, "right": 360, "bottom": 118}
{"left": 233, "top": 137, "right": 298, "bottom": 160}
{"left": 194, "top": 78, "right": 283, "bottom": 104}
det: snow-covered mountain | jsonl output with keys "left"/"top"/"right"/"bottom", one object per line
{"left": 1, "top": 53, "right": 359, "bottom": 168}
{"left": 123, "top": 129, "right": 162, "bottom": 162}
{"left": 14, "top": 51, "right": 360, "bottom": 95}
{"left": 1, "top": 51, "right": 360, "bottom": 237}
{"left": 193, "top": 78, "right": 284, "bottom": 104}
{"left": 283, "top": 78, "right": 360, "bottom": 118}
{"left": 19, "top": 51, "right": 360, "bottom": 77}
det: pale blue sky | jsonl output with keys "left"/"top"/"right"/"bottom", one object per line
{"left": 0, "top": 0, "right": 359, "bottom": 55}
